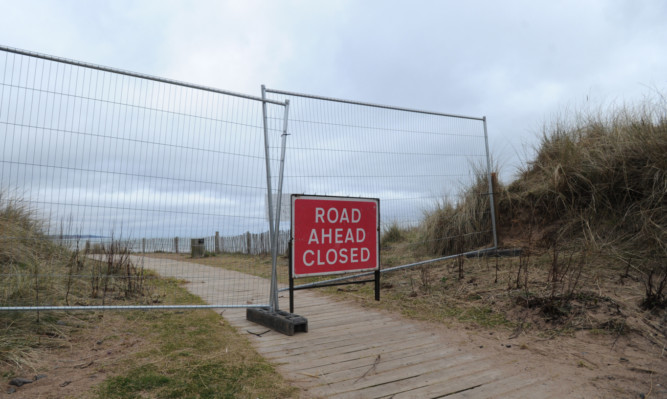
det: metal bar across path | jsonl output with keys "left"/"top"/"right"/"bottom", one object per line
{"left": 280, "top": 247, "right": 498, "bottom": 292}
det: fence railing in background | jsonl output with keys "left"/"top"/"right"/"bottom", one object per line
{"left": 0, "top": 45, "right": 289, "bottom": 310}
{"left": 56, "top": 230, "right": 291, "bottom": 256}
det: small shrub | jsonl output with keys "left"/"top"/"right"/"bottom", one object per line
{"left": 421, "top": 164, "right": 499, "bottom": 256}
{"left": 641, "top": 261, "right": 667, "bottom": 310}
{"left": 418, "top": 266, "right": 431, "bottom": 291}
{"left": 381, "top": 223, "right": 405, "bottom": 246}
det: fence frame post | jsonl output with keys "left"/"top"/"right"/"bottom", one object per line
{"left": 483, "top": 117, "right": 498, "bottom": 249}
{"left": 269, "top": 98, "right": 290, "bottom": 311}
{"left": 262, "top": 85, "right": 291, "bottom": 311}
{"left": 491, "top": 172, "right": 501, "bottom": 246}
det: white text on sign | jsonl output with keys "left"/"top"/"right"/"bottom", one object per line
{"left": 291, "top": 196, "right": 379, "bottom": 278}
{"left": 305, "top": 207, "right": 367, "bottom": 266}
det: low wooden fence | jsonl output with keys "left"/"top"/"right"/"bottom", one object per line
{"left": 58, "top": 230, "right": 290, "bottom": 256}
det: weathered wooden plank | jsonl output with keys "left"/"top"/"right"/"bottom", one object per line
{"left": 255, "top": 322, "right": 418, "bottom": 353}
{"left": 448, "top": 374, "right": 550, "bottom": 399}
{"left": 385, "top": 367, "right": 504, "bottom": 398}
{"left": 250, "top": 318, "right": 405, "bottom": 347}
{"left": 295, "top": 305, "right": 380, "bottom": 323}
{"left": 260, "top": 329, "right": 432, "bottom": 355}
{"left": 266, "top": 335, "right": 412, "bottom": 365}
{"left": 322, "top": 357, "right": 499, "bottom": 399}
{"left": 308, "top": 351, "right": 491, "bottom": 397}
{"left": 277, "top": 338, "right": 444, "bottom": 374}
{"left": 301, "top": 345, "right": 468, "bottom": 389}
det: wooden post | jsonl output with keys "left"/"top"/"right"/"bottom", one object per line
{"left": 491, "top": 172, "right": 501, "bottom": 246}
{"left": 174, "top": 237, "right": 179, "bottom": 254}
{"left": 142, "top": 238, "right": 146, "bottom": 253}
{"left": 246, "top": 231, "right": 251, "bottom": 255}
{"left": 215, "top": 231, "right": 220, "bottom": 254}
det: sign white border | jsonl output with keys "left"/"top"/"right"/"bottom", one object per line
{"left": 290, "top": 194, "right": 380, "bottom": 278}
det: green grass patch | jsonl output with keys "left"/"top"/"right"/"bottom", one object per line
{"left": 93, "top": 278, "right": 298, "bottom": 399}
{"left": 99, "top": 364, "right": 171, "bottom": 398}
{"left": 96, "top": 306, "right": 297, "bottom": 399}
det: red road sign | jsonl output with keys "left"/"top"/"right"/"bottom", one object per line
{"left": 291, "top": 195, "right": 379, "bottom": 278}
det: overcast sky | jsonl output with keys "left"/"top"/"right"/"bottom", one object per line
{"left": 1, "top": 0, "right": 666, "bottom": 239}
{"left": 3, "top": 0, "right": 666, "bottom": 170}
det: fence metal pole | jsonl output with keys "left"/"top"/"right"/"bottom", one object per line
{"left": 261, "top": 85, "right": 278, "bottom": 310}
{"left": 264, "top": 88, "right": 484, "bottom": 121}
{"left": 483, "top": 117, "right": 498, "bottom": 249}
{"left": 269, "top": 99, "right": 290, "bottom": 311}
{"left": 491, "top": 173, "right": 501, "bottom": 246}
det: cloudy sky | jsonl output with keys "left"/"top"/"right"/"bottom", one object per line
{"left": 1, "top": 0, "right": 666, "bottom": 239}
{"left": 3, "top": 0, "right": 666, "bottom": 173}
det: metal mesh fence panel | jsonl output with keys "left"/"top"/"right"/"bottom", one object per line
{"left": 265, "top": 89, "right": 495, "bottom": 284}
{"left": 0, "top": 47, "right": 287, "bottom": 310}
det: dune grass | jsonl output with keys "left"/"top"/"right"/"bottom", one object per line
{"left": 421, "top": 166, "right": 496, "bottom": 256}
{"left": 419, "top": 99, "right": 667, "bottom": 309}
{"left": 508, "top": 103, "right": 666, "bottom": 246}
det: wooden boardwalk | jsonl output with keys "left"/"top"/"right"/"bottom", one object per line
{"left": 136, "top": 256, "right": 598, "bottom": 398}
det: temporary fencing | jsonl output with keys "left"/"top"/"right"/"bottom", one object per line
{"left": 264, "top": 89, "right": 497, "bottom": 289}
{"left": 0, "top": 45, "right": 496, "bottom": 312}
{"left": 0, "top": 46, "right": 288, "bottom": 310}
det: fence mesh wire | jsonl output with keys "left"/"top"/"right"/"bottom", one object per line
{"left": 265, "top": 89, "right": 494, "bottom": 283}
{"left": 0, "top": 46, "right": 495, "bottom": 310}
{"left": 0, "top": 47, "right": 286, "bottom": 309}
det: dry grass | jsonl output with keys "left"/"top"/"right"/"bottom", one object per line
{"left": 381, "top": 222, "right": 406, "bottom": 247}
{"left": 0, "top": 195, "right": 76, "bottom": 372}
{"left": 421, "top": 165, "right": 497, "bottom": 256}
{"left": 0, "top": 194, "right": 152, "bottom": 368}
{"left": 421, "top": 99, "right": 667, "bottom": 309}
{"left": 509, "top": 101, "right": 666, "bottom": 308}
{"left": 0, "top": 193, "right": 62, "bottom": 306}
{"left": 509, "top": 103, "right": 666, "bottom": 244}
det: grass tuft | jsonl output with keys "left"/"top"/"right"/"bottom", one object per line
{"left": 381, "top": 222, "right": 406, "bottom": 247}
{"left": 421, "top": 164, "right": 497, "bottom": 256}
